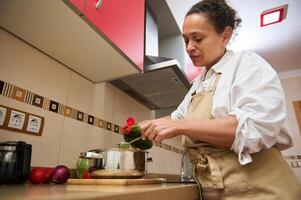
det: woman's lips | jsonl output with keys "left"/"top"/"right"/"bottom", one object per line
{"left": 189, "top": 55, "right": 202, "bottom": 65}
{"left": 190, "top": 55, "right": 201, "bottom": 60}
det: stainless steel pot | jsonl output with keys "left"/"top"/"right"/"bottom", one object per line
{"left": 76, "top": 150, "right": 104, "bottom": 178}
{"left": 91, "top": 148, "right": 151, "bottom": 178}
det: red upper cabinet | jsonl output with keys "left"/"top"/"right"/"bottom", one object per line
{"left": 65, "top": 0, "right": 86, "bottom": 14}
{"left": 84, "top": 0, "right": 145, "bottom": 70}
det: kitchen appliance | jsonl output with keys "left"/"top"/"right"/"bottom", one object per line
{"left": 110, "top": 56, "right": 191, "bottom": 110}
{"left": 0, "top": 141, "right": 32, "bottom": 184}
{"left": 109, "top": 0, "right": 191, "bottom": 110}
{"left": 91, "top": 148, "right": 151, "bottom": 179}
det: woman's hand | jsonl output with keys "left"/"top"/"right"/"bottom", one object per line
{"left": 139, "top": 116, "right": 237, "bottom": 147}
{"left": 139, "top": 118, "right": 181, "bottom": 143}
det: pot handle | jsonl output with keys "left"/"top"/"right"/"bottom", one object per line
{"left": 145, "top": 154, "right": 153, "bottom": 173}
{"left": 88, "top": 148, "right": 106, "bottom": 168}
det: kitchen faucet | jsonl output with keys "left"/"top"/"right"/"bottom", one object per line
{"left": 180, "top": 151, "right": 195, "bottom": 182}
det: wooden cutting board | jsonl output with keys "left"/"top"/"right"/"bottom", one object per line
{"left": 67, "top": 178, "right": 166, "bottom": 186}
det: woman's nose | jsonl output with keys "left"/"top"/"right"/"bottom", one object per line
{"left": 186, "top": 41, "right": 196, "bottom": 53}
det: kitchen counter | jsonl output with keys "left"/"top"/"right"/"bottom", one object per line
{"left": 0, "top": 183, "right": 199, "bottom": 200}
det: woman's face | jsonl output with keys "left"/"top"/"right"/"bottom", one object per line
{"left": 183, "top": 13, "right": 231, "bottom": 68}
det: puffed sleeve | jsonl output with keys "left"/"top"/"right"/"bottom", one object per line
{"left": 229, "top": 52, "right": 287, "bottom": 165}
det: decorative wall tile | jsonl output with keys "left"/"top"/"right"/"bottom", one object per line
{"left": 25, "top": 91, "right": 34, "bottom": 104}
{"left": 71, "top": 109, "right": 78, "bottom": 119}
{"left": 77, "top": 111, "right": 84, "bottom": 121}
{"left": 32, "top": 94, "right": 44, "bottom": 107}
{"left": 3, "top": 83, "right": 13, "bottom": 97}
{"left": 283, "top": 155, "right": 290, "bottom": 160}
{"left": 106, "top": 122, "right": 112, "bottom": 131}
{"left": 284, "top": 153, "right": 301, "bottom": 167}
{"left": 0, "top": 80, "right": 183, "bottom": 154}
{"left": 58, "top": 104, "right": 65, "bottom": 115}
{"left": 94, "top": 117, "right": 99, "bottom": 127}
{"left": 64, "top": 106, "right": 72, "bottom": 117}
{"left": 88, "top": 115, "right": 94, "bottom": 125}
{"left": 83, "top": 113, "right": 88, "bottom": 123}
{"left": 114, "top": 125, "right": 119, "bottom": 133}
{"left": 98, "top": 119, "right": 104, "bottom": 128}
{"left": 42, "top": 98, "right": 50, "bottom": 110}
{"left": 11, "top": 86, "right": 26, "bottom": 102}
{"left": 49, "top": 100, "right": 59, "bottom": 113}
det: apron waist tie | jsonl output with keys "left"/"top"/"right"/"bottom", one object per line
{"left": 188, "top": 148, "right": 226, "bottom": 189}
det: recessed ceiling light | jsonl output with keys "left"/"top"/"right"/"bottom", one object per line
{"left": 260, "top": 5, "right": 288, "bottom": 27}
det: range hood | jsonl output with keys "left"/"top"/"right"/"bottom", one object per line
{"left": 110, "top": 0, "right": 191, "bottom": 110}
{"left": 110, "top": 55, "right": 191, "bottom": 110}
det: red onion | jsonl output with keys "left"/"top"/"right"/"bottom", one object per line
{"left": 51, "top": 165, "right": 70, "bottom": 184}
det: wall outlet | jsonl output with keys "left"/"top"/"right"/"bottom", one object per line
{"left": 0, "top": 106, "right": 7, "bottom": 126}
{"left": 8, "top": 110, "right": 25, "bottom": 130}
{"left": 291, "top": 161, "right": 298, "bottom": 168}
{"left": 26, "top": 115, "right": 42, "bottom": 134}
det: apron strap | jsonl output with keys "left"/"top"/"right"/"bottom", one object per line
{"left": 207, "top": 155, "right": 224, "bottom": 189}
{"left": 210, "top": 73, "right": 222, "bottom": 91}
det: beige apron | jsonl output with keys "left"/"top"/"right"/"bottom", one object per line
{"left": 183, "top": 73, "right": 301, "bottom": 200}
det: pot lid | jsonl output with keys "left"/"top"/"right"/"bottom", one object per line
{"left": 80, "top": 151, "right": 103, "bottom": 159}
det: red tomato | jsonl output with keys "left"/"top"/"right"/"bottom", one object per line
{"left": 83, "top": 170, "right": 92, "bottom": 179}
{"left": 43, "top": 168, "right": 53, "bottom": 183}
{"left": 29, "top": 168, "right": 46, "bottom": 184}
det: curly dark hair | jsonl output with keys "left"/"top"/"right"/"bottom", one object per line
{"left": 186, "top": 0, "right": 241, "bottom": 33}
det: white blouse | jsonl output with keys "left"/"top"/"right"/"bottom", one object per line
{"left": 171, "top": 50, "right": 293, "bottom": 165}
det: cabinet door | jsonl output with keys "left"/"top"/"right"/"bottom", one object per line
{"left": 84, "top": 0, "right": 145, "bottom": 70}
{"left": 66, "top": 0, "right": 86, "bottom": 14}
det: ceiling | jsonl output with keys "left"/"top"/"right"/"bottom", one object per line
{"left": 166, "top": 0, "right": 301, "bottom": 72}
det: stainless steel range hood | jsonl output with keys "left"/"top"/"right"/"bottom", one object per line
{"left": 110, "top": 0, "right": 191, "bottom": 110}
{"left": 110, "top": 56, "right": 191, "bottom": 110}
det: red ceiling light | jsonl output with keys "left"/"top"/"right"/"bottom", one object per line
{"left": 260, "top": 5, "right": 288, "bottom": 27}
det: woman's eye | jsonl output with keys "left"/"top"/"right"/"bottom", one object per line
{"left": 195, "top": 38, "right": 203, "bottom": 42}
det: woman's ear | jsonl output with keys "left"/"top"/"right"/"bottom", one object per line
{"left": 222, "top": 26, "right": 233, "bottom": 44}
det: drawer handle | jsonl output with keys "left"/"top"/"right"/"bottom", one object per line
{"left": 96, "top": 0, "right": 103, "bottom": 10}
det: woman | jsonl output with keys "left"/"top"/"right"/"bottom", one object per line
{"left": 140, "top": 0, "right": 301, "bottom": 199}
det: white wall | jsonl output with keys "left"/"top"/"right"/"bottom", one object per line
{"left": 165, "top": 0, "right": 199, "bottom": 31}
{"left": 0, "top": 28, "right": 182, "bottom": 174}
{"left": 279, "top": 71, "right": 301, "bottom": 182}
